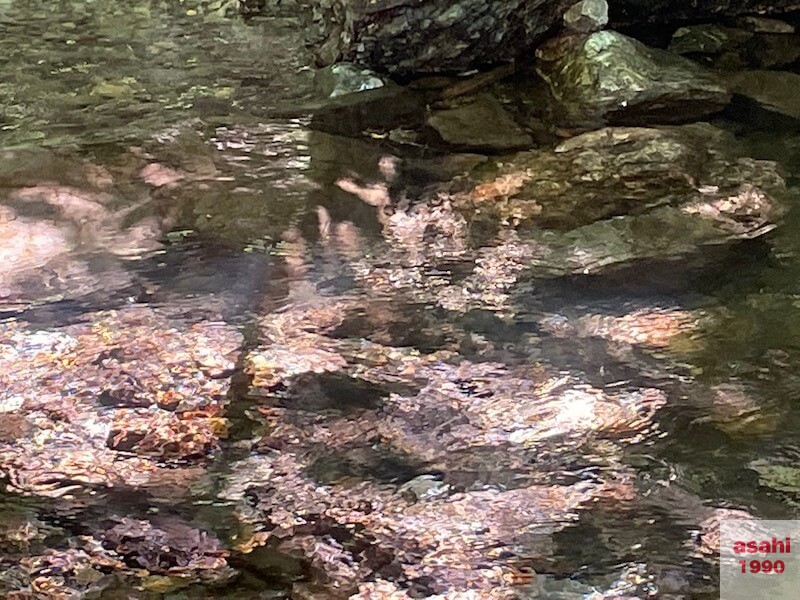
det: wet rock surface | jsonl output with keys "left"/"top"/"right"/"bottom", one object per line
{"left": 314, "top": 62, "right": 388, "bottom": 98}
{"left": 563, "top": 0, "right": 609, "bottom": 34}
{"left": 535, "top": 30, "right": 731, "bottom": 128}
{"left": 307, "top": 0, "right": 575, "bottom": 76}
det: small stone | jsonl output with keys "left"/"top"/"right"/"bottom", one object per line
{"left": 563, "top": 0, "right": 609, "bottom": 34}
{"left": 398, "top": 474, "right": 451, "bottom": 502}
{"left": 0, "top": 396, "right": 23, "bottom": 413}
{"left": 314, "top": 62, "right": 387, "bottom": 98}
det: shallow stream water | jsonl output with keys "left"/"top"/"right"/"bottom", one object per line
{"left": 2, "top": 1, "right": 800, "bottom": 598}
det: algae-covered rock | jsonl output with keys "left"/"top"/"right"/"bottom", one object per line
{"left": 427, "top": 94, "right": 533, "bottom": 151}
{"left": 750, "top": 449, "right": 800, "bottom": 495}
{"left": 535, "top": 30, "right": 731, "bottom": 128}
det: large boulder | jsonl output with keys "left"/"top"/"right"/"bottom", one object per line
{"left": 308, "top": 0, "right": 575, "bottom": 76}
{"left": 304, "top": 0, "right": 800, "bottom": 76}
{"left": 535, "top": 31, "right": 731, "bottom": 128}
{"left": 452, "top": 123, "right": 787, "bottom": 275}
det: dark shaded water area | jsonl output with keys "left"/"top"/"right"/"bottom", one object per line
{"left": 2, "top": 1, "right": 800, "bottom": 598}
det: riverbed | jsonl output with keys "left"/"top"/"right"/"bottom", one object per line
{"left": 1, "top": 1, "right": 800, "bottom": 598}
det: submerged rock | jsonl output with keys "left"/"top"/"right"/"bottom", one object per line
{"left": 0, "top": 307, "right": 241, "bottom": 597}
{"left": 225, "top": 294, "right": 666, "bottom": 595}
{"left": 533, "top": 183, "right": 782, "bottom": 276}
{"left": 451, "top": 123, "right": 786, "bottom": 275}
{"left": 0, "top": 159, "right": 174, "bottom": 311}
{"left": 0, "top": 307, "right": 241, "bottom": 500}
{"left": 539, "top": 306, "right": 704, "bottom": 350}
{"left": 427, "top": 94, "right": 533, "bottom": 151}
{"left": 225, "top": 450, "right": 605, "bottom": 597}
{"left": 324, "top": 123, "right": 784, "bottom": 314}
{"left": 535, "top": 30, "right": 731, "bottom": 128}
{"left": 0, "top": 516, "right": 234, "bottom": 598}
